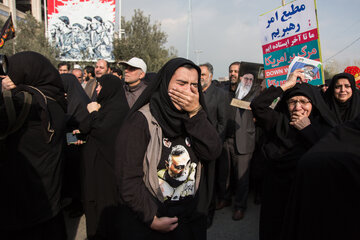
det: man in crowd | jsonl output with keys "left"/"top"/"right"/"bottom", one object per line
{"left": 200, "top": 62, "right": 227, "bottom": 138}
{"left": 119, "top": 57, "right": 147, "bottom": 108}
{"left": 95, "top": 59, "right": 111, "bottom": 80}
{"left": 219, "top": 71, "right": 260, "bottom": 221}
{"left": 83, "top": 66, "right": 96, "bottom": 98}
{"left": 85, "top": 59, "right": 111, "bottom": 101}
{"left": 216, "top": 62, "right": 242, "bottom": 213}
{"left": 199, "top": 62, "right": 227, "bottom": 227}
{"left": 111, "top": 67, "right": 123, "bottom": 80}
{"left": 229, "top": 62, "right": 241, "bottom": 92}
{"left": 58, "top": 62, "right": 70, "bottom": 74}
{"left": 72, "top": 67, "right": 84, "bottom": 85}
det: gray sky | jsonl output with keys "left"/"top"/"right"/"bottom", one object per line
{"left": 122, "top": 0, "right": 360, "bottom": 78}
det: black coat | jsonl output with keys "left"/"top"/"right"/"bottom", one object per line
{"left": 79, "top": 74, "right": 129, "bottom": 238}
{"left": 60, "top": 73, "right": 90, "bottom": 199}
{"left": 0, "top": 52, "right": 66, "bottom": 231}
{"left": 203, "top": 83, "right": 227, "bottom": 141}
{"left": 282, "top": 114, "right": 360, "bottom": 240}
{"left": 250, "top": 84, "right": 337, "bottom": 240}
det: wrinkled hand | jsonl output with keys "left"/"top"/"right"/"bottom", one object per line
{"left": 1, "top": 76, "right": 16, "bottom": 91}
{"left": 87, "top": 102, "right": 101, "bottom": 113}
{"left": 150, "top": 216, "right": 178, "bottom": 233}
{"left": 168, "top": 85, "right": 200, "bottom": 113}
{"left": 290, "top": 111, "right": 304, "bottom": 122}
{"left": 289, "top": 115, "right": 311, "bottom": 130}
{"left": 281, "top": 69, "right": 305, "bottom": 92}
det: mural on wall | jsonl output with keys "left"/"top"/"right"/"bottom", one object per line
{"left": 47, "top": 0, "right": 115, "bottom": 62}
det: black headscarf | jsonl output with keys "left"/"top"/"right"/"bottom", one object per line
{"left": 323, "top": 72, "right": 360, "bottom": 123}
{"left": 61, "top": 73, "right": 90, "bottom": 125}
{"left": 96, "top": 74, "right": 129, "bottom": 123}
{"left": 7, "top": 51, "right": 67, "bottom": 142}
{"left": 81, "top": 74, "right": 129, "bottom": 165}
{"left": 324, "top": 78, "right": 332, "bottom": 86}
{"left": 274, "top": 83, "right": 337, "bottom": 149}
{"left": 142, "top": 72, "right": 157, "bottom": 85}
{"left": 129, "top": 57, "right": 207, "bottom": 138}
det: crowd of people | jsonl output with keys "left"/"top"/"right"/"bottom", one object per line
{"left": 1, "top": 51, "right": 360, "bottom": 240}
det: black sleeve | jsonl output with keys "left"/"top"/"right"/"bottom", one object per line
{"left": 299, "top": 124, "right": 321, "bottom": 147}
{"left": 114, "top": 111, "right": 158, "bottom": 226}
{"left": 216, "top": 90, "right": 227, "bottom": 142}
{"left": 78, "top": 111, "right": 97, "bottom": 134}
{"left": 299, "top": 118, "right": 332, "bottom": 146}
{"left": 0, "top": 91, "right": 26, "bottom": 134}
{"left": 250, "top": 86, "right": 283, "bottom": 133}
{"left": 184, "top": 109, "right": 222, "bottom": 162}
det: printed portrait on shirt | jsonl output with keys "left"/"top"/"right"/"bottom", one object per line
{"left": 158, "top": 144, "right": 197, "bottom": 201}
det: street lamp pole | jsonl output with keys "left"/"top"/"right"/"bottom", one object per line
{"left": 186, "top": 0, "right": 192, "bottom": 59}
{"left": 194, "top": 50, "right": 203, "bottom": 65}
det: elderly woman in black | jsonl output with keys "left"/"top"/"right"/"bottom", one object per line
{"left": 115, "top": 58, "right": 222, "bottom": 240}
{"left": 323, "top": 72, "right": 360, "bottom": 123}
{"left": 281, "top": 113, "right": 360, "bottom": 240}
{"left": 1, "top": 51, "right": 67, "bottom": 239}
{"left": 250, "top": 69, "right": 337, "bottom": 240}
{"left": 78, "top": 74, "right": 129, "bottom": 239}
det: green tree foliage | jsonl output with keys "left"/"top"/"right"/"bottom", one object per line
{"left": 0, "top": 13, "right": 59, "bottom": 66}
{"left": 113, "top": 9, "right": 177, "bottom": 72}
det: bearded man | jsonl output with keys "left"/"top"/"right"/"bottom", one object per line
{"left": 217, "top": 72, "right": 261, "bottom": 221}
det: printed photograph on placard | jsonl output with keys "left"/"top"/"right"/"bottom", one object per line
{"left": 287, "top": 56, "right": 321, "bottom": 81}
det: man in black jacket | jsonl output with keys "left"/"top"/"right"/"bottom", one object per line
{"left": 199, "top": 62, "right": 227, "bottom": 227}
{"left": 217, "top": 71, "right": 261, "bottom": 221}
{"left": 199, "top": 63, "right": 227, "bottom": 140}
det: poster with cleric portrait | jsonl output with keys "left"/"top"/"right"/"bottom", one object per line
{"left": 47, "top": 0, "right": 115, "bottom": 62}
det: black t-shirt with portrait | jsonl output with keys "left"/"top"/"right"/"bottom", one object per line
{"left": 156, "top": 134, "right": 199, "bottom": 219}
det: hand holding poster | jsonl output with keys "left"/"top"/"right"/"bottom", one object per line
{"left": 286, "top": 56, "right": 321, "bottom": 82}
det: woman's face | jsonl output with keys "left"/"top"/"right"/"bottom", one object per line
{"left": 287, "top": 95, "right": 312, "bottom": 118}
{"left": 334, "top": 78, "right": 352, "bottom": 103}
{"left": 96, "top": 83, "right": 102, "bottom": 96}
{"left": 168, "top": 67, "right": 199, "bottom": 111}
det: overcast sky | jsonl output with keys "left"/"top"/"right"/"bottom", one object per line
{"left": 121, "top": 0, "right": 360, "bottom": 78}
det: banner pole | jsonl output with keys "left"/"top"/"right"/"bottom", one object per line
{"left": 10, "top": 13, "right": 15, "bottom": 54}
{"left": 44, "top": 0, "right": 48, "bottom": 39}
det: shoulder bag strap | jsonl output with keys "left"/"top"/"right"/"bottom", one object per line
{"left": 0, "top": 90, "right": 16, "bottom": 140}
{"left": 0, "top": 91, "right": 33, "bottom": 140}
{"left": 8, "top": 91, "right": 32, "bottom": 135}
